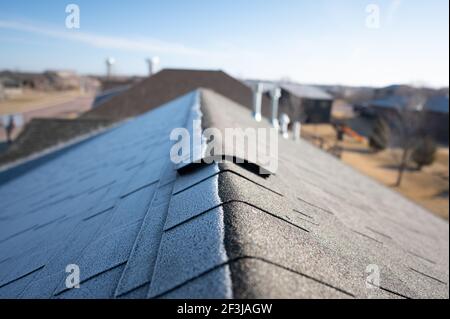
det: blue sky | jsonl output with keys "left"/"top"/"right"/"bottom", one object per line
{"left": 0, "top": 0, "right": 448, "bottom": 87}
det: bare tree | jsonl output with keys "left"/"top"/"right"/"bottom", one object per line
{"left": 387, "top": 92, "right": 428, "bottom": 187}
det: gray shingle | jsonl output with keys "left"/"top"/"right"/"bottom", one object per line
{"left": 0, "top": 265, "right": 43, "bottom": 298}
{"left": 0, "top": 90, "right": 196, "bottom": 299}
{"left": 229, "top": 258, "right": 353, "bottom": 299}
{"left": 56, "top": 264, "right": 126, "bottom": 299}
{"left": 160, "top": 264, "right": 233, "bottom": 299}
{"left": 148, "top": 206, "right": 230, "bottom": 298}
{"left": 52, "top": 218, "right": 141, "bottom": 295}
{"left": 115, "top": 163, "right": 176, "bottom": 297}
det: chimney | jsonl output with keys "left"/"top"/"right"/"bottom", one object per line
{"left": 146, "top": 57, "right": 160, "bottom": 77}
{"left": 270, "top": 87, "right": 281, "bottom": 129}
{"left": 280, "top": 113, "right": 290, "bottom": 139}
{"left": 252, "top": 83, "right": 264, "bottom": 122}
{"left": 293, "top": 121, "right": 301, "bottom": 140}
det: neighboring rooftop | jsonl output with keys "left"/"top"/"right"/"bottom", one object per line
{"left": 83, "top": 69, "right": 272, "bottom": 121}
{"left": 0, "top": 89, "right": 448, "bottom": 299}
{"left": 0, "top": 118, "right": 113, "bottom": 167}
{"left": 425, "top": 95, "right": 449, "bottom": 114}
{"left": 245, "top": 80, "right": 333, "bottom": 100}
{"left": 279, "top": 83, "right": 333, "bottom": 100}
{"left": 369, "top": 95, "right": 449, "bottom": 114}
{"left": 369, "top": 95, "right": 410, "bottom": 109}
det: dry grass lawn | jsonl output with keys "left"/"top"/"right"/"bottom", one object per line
{"left": 0, "top": 89, "right": 85, "bottom": 115}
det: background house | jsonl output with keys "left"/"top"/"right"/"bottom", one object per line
{"left": 0, "top": 71, "right": 52, "bottom": 91}
{"left": 423, "top": 95, "right": 450, "bottom": 144}
{"left": 246, "top": 80, "right": 334, "bottom": 124}
{"left": 0, "top": 70, "right": 84, "bottom": 92}
{"left": 279, "top": 83, "right": 334, "bottom": 124}
{"left": 368, "top": 94, "right": 449, "bottom": 145}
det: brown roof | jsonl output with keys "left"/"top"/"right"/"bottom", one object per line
{"left": 96, "top": 76, "right": 143, "bottom": 92}
{"left": 82, "top": 69, "right": 271, "bottom": 121}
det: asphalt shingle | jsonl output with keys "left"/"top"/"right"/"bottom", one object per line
{"left": 0, "top": 87, "right": 447, "bottom": 299}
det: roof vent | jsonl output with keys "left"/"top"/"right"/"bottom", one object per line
{"left": 146, "top": 57, "right": 160, "bottom": 76}
{"left": 293, "top": 121, "right": 301, "bottom": 140}
{"left": 177, "top": 156, "right": 273, "bottom": 178}
{"left": 105, "top": 57, "right": 115, "bottom": 78}
{"left": 280, "top": 113, "right": 290, "bottom": 139}
{"left": 252, "top": 83, "right": 264, "bottom": 122}
{"left": 270, "top": 87, "right": 281, "bottom": 129}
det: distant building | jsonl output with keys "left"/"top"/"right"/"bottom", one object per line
{"left": 0, "top": 71, "right": 49, "bottom": 90}
{"left": 0, "top": 74, "right": 21, "bottom": 89}
{"left": 246, "top": 80, "right": 334, "bottom": 124}
{"left": 0, "top": 70, "right": 82, "bottom": 91}
{"left": 279, "top": 83, "right": 334, "bottom": 123}
{"left": 367, "top": 94, "right": 449, "bottom": 144}
{"left": 423, "top": 95, "right": 449, "bottom": 144}
{"left": 0, "top": 74, "right": 23, "bottom": 98}
{"left": 83, "top": 69, "right": 272, "bottom": 121}
{"left": 44, "top": 70, "right": 81, "bottom": 90}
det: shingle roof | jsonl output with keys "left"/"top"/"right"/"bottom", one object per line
{"left": 369, "top": 96, "right": 410, "bottom": 111}
{"left": 425, "top": 95, "right": 449, "bottom": 114}
{"left": 279, "top": 83, "right": 333, "bottom": 100}
{"left": 0, "top": 118, "right": 113, "bottom": 168}
{"left": 245, "top": 80, "right": 333, "bottom": 100}
{"left": 0, "top": 89, "right": 448, "bottom": 299}
{"left": 370, "top": 95, "right": 449, "bottom": 114}
{"left": 82, "top": 69, "right": 272, "bottom": 121}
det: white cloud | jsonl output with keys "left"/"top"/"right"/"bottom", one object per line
{"left": 0, "top": 19, "right": 267, "bottom": 75}
{"left": 0, "top": 20, "right": 205, "bottom": 56}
